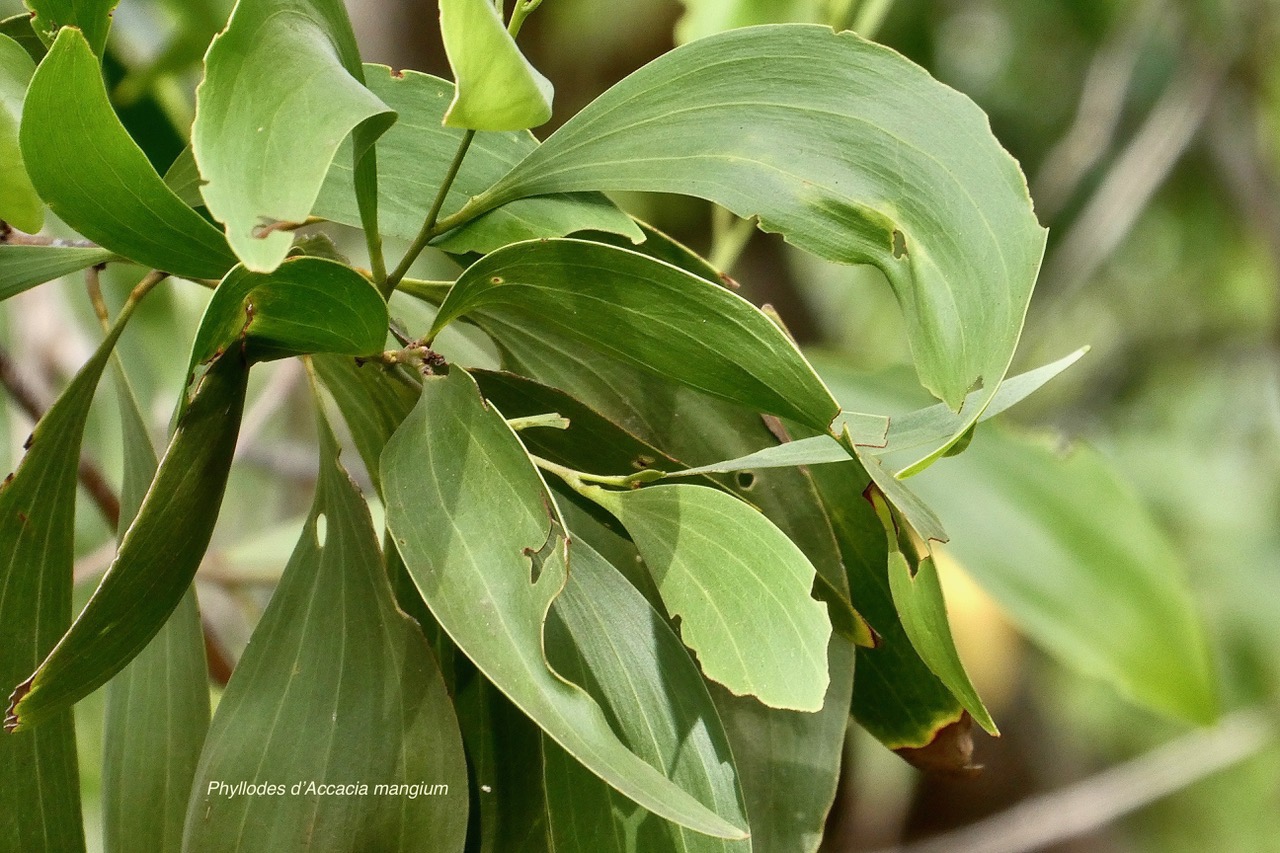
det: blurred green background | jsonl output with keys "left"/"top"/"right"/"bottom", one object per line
{"left": 2, "top": 0, "right": 1278, "bottom": 850}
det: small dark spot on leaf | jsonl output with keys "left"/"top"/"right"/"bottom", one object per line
{"left": 391, "top": 68, "right": 405, "bottom": 79}
{"left": 631, "top": 455, "right": 655, "bottom": 471}
{"left": 2, "top": 473, "right": 13, "bottom": 488}
{"left": 490, "top": 276, "right": 504, "bottom": 285}
{"left": 719, "top": 273, "right": 741, "bottom": 290}
{"left": 892, "top": 229, "right": 908, "bottom": 259}
{"left": 16, "top": 511, "right": 27, "bottom": 524}
{"left": 735, "top": 471, "right": 756, "bottom": 490}
{"left": 22, "top": 433, "right": 33, "bottom": 450}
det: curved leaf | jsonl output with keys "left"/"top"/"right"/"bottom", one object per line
{"left": 808, "top": 461, "right": 967, "bottom": 757}
{"left": 474, "top": 25, "right": 1047, "bottom": 422}
{"left": 313, "top": 66, "right": 640, "bottom": 255}
{"left": 20, "top": 28, "right": 236, "bottom": 279}
{"left": 431, "top": 238, "right": 841, "bottom": 433}
{"left": 0, "top": 33, "right": 40, "bottom": 233}
{"left": 0, "top": 307, "right": 129, "bottom": 850}
{"left": 584, "top": 483, "right": 831, "bottom": 712}
{"left": 381, "top": 368, "right": 747, "bottom": 839}
{"left": 6, "top": 352, "right": 248, "bottom": 731}
{"left": 543, "top": 540, "right": 750, "bottom": 852}
{"left": 0, "top": 244, "right": 116, "bottom": 302}
{"left": 183, "top": 408, "right": 468, "bottom": 852}
{"left": 194, "top": 0, "right": 394, "bottom": 272}
{"left": 102, "top": 365, "right": 210, "bottom": 853}
{"left": 25, "top": 0, "right": 118, "bottom": 55}
{"left": 440, "top": 0, "right": 552, "bottom": 130}
{"left": 188, "top": 257, "right": 388, "bottom": 372}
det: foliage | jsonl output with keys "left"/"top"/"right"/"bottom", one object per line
{"left": 0, "top": 0, "right": 1225, "bottom": 850}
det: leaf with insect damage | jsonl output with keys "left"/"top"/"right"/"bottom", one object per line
{"left": 21, "top": 28, "right": 236, "bottom": 279}
{"left": 381, "top": 368, "right": 747, "bottom": 839}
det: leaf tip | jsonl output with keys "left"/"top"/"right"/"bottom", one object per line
{"left": 3, "top": 676, "right": 32, "bottom": 733}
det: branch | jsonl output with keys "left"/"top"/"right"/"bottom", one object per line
{"left": 868, "top": 709, "right": 1274, "bottom": 853}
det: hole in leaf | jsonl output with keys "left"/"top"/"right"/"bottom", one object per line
{"left": 315, "top": 513, "right": 327, "bottom": 548}
{"left": 735, "top": 471, "right": 756, "bottom": 490}
{"left": 892, "top": 229, "right": 908, "bottom": 259}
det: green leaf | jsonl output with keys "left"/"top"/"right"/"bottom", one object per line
{"left": 6, "top": 351, "right": 248, "bottom": 731}
{"left": 473, "top": 25, "right": 1046, "bottom": 423}
{"left": 492, "top": 345, "right": 859, "bottom": 847}
{"left": 861, "top": 347, "right": 1089, "bottom": 474}
{"left": 312, "top": 354, "right": 418, "bottom": 494}
{"left": 313, "top": 66, "right": 641, "bottom": 255}
{"left": 583, "top": 483, "right": 831, "bottom": 712}
{"left": 102, "top": 365, "right": 210, "bottom": 853}
{"left": 543, "top": 540, "right": 749, "bottom": 852}
{"left": 184, "top": 406, "right": 469, "bottom": 852}
{"left": 908, "top": 426, "right": 1218, "bottom": 724}
{"left": 0, "top": 244, "right": 116, "bottom": 302}
{"left": 0, "top": 14, "right": 47, "bottom": 61}
{"left": 0, "top": 33, "right": 41, "bottom": 233}
{"left": 431, "top": 238, "right": 841, "bottom": 433}
{"left": 0, "top": 309, "right": 132, "bottom": 851}
{"left": 667, "top": 430, "right": 877, "bottom": 478}
{"left": 25, "top": 0, "right": 118, "bottom": 55}
{"left": 807, "top": 460, "right": 969, "bottom": 760}
{"left": 865, "top": 488, "right": 995, "bottom": 734}
{"left": 381, "top": 369, "right": 747, "bottom": 840}
{"left": 439, "top": 0, "right": 552, "bottom": 131}
{"left": 456, "top": 679, "right": 551, "bottom": 853}
{"left": 707, "top": 635, "right": 854, "bottom": 853}
{"left": 193, "top": 0, "right": 394, "bottom": 272}
{"left": 20, "top": 29, "right": 236, "bottom": 279}
{"left": 878, "top": 507, "right": 997, "bottom": 735}
{"left": 187, "top": 257, "right": 389, "bottom": 373}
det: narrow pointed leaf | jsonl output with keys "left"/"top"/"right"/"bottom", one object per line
{"left": 20, "top": 29, "right": 235, "bottom": 278}
{"left": 542, "top": 540, "right": 749, "bottom": 852}
{"left": 6, "top": 352, "right": 248, "bottom": 731}
{"left": 188, "top": 257, "right": 388, "bottom": 372}
{"left": 474, "top": 25, "right": 1046, "bottom": 429}
{"left": 885, "top": 549, "right": 997, "bottom": 735}
{"left": 807, "top": 460, "right": 970, "bottom": 762}
{"left": 0, "top": 312, "right": 129, "bottom": 851}
{"left": 878, "top": 347, "right": 1090, "bottom": 473}
{"left": 440, "top": 0, "right": 552, "bottom": 131}
{"left": 909, "top": 427, "right": 1218, "bottom": 724}
{"left": 0, "top": 245, "right": 116, "bottom": 301}
{"left": 381, "top": 369, "right": 747, "bottom": 839}
{"left": 184, "top": 409, "right": 468, "bottom": 852}
{"left": 25, "top": 0, "right": 117, "bottom": 54}
{"left": 0, "top": 33, "right": 40, "bottom": 233}
{"left": 431, "top": 238, "right": 841, "bottom": 433}
{"left": 585, "top": 483, "right": 831, "bottom": 712}
{"left": 102, "top": 365, "right": 210, "bottom": 853}
{"left": 669, "top": 431, "right": 872, "bottom": 479}
{"left": 313, "top": 66, "right": 641, "bottom": 254}
{"left": 194, "top": 0, "right": 394, "bottom": 272}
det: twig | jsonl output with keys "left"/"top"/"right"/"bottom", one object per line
{"left": 868, "top": 709, "right": 1274, "bottom": 853}
{"left": 0, "top": 227, "right": 101, "bottom": 249}
{"left": 386, "top": 129, "right": 477, "bottom": 290}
